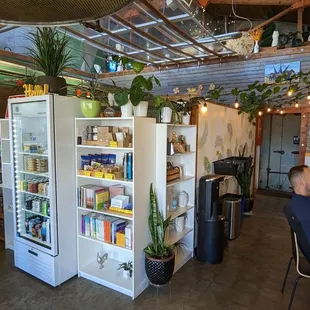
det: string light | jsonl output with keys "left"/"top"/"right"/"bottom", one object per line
{"left": 258, "top": 111, "right": 263, "bottom": 116}
{"left": 267, "top": 107, "right": 271, "bottom": 112}
{"left": 280, "top": 110, "right": 284, "bottom": 114}
{"left": 287, "top": 89, "right": 293, "bottom": 97}
{"left": 307, "top": 93, "right": 310, "bottom": 100}
{"left": 295, "top": 103, "right": 299, "bottom": 108}
{"left": 201, "top": 102, "right": 208, "bottom": 113}
{"left": 234, "top": 101, "right": 239, "bottom": 108}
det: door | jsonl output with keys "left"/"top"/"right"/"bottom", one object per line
{"left": 259, "top": 114, "right": 300, "bottom": 192}
{"left": 9, "top": 96, "right": 58, "bottom": 256}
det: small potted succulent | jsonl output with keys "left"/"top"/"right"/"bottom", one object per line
{"left": 27, "top": 27, "right": 73, "bottom": 95}
{"left": 117, "top": 261, "right": 133, "bottom": 279}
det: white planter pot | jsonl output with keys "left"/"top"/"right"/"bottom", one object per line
{"left": 161, "top": 107, "right": 172, "bottom": 123}
{"left": 175, "top": 216, "right": 186, "bottom": 233}
{"left": 133, "top": 101, "right": 149, "bottom": 117}
{"left": 182, "top": 114, "right": 191, "bottom": 125}
{"left": 121, "top": 101, "right": 133, "bottom": 117}
{"left": 123, "top": 269, "right": 130, "bottom": 279}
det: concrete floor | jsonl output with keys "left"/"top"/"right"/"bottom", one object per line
{"left": 0, "top": 195, "right": 309, "bottom": 310}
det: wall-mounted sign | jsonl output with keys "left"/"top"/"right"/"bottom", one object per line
{"left": 293, "top": 136, "right": 300, "bottom": 145}
{"left": 23, "top": 84, "right": 49, "bottom": 97}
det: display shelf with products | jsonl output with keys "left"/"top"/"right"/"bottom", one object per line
{"left": 155, "top": 123, "right": 196, "bottom": 275}
{"left": 75, "top": 117, "right": 156, "bottom": 299}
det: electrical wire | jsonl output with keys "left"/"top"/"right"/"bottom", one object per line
{"left": 231, "top": 0, "right": 252, "bottom": 31}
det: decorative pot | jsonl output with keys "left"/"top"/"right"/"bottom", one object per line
{"left": 123, "top": 269, "right": 130, "bottom": 279}
{"left": 133, "top": 101, "right": 148, "bottom": 117}
{"left": 182, "top": 114, "right": 191, "bottom": 125}
{"left": 80, "top": 100, "right": 101, "bottom": 118}
{"left": 121, "top": 101, "right": 133, "bottom": 117}
{"left": 253, "top": 40, "right": 260, "bottom": 53}
{"left": 243, "top": 197, "right": 254, "bottom": 213}
{"left": 36, "top": 76, "right": 67, "bottom": 95}
{"left": 145, "top": 251, "right": 175, "bottom": 286}
{"left": 175, "top": 216, "right": 186, "bottom": 233}
{"left": 161, "top": 107, "right": 172, "bottom": 123}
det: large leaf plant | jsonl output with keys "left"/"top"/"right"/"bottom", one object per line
{"left": 144, "top": 184, "right": 174, "bottom": 259}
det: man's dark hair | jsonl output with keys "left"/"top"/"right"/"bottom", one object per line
{"left": 288, "top": 165, "right": 309, "bottom": 187}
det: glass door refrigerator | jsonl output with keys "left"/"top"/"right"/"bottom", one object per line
{"left": 9, "top": 95, "right": 82, "bottom": 286}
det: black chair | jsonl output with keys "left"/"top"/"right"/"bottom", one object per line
{"left": 282, "top": 205, "right": 310, "bottom": 310}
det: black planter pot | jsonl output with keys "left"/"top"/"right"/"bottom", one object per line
{"left": 243, "top": 198, "right": 254, "bottom": 213}
{"left": 145, "top": 252, "right": 175, "bottom": 286}
{"left": 36, "top": 76, "right": 67, "bottom": 95}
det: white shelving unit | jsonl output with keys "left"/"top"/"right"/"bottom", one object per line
{"left": 0, "top": 119, "right": 14, "bottom": 250}
{"left": 155, "top": 124, "right": 196, "bottom": 274}
{"left": 75, "top": 117, "right": 156, "bottom": 299}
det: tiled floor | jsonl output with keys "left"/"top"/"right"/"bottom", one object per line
{"left": 1, "top": 195, "right": 309, "bottom": 309}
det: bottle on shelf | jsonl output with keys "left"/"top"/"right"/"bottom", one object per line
{"left": 127, "top": 153, "right": 133, "bottom": 180}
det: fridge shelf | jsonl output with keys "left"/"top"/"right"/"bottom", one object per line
{"left": 19, "top": 152, "right": 48, "bottom": 157}
{"left": 18, "top": 190, "right": 49, "bottom": 199}
{"left": 20, "top": 233, "right": 51, "bottom": 248}
{"left": 19, "top": 171, "right": 49, "bottom": 177}
{"left": 21, "top": 208, "right": 50, "bottom": 218}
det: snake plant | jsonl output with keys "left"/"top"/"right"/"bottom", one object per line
{"left": 144, "top": 184, "right": 173, "bottom": 259}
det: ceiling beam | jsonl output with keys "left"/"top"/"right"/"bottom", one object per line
{"left": 113, "top": 15, "right": 202, "bottom": 61}
{"left": 61, "top": 26, "right": 156, "bottom": 65}
{"left": 140, "top": 0, "right": 220, "bottom": 57}
{"left": 250, "top": 0, "right": 310, "bottom": 32}
{"left": 82, "top": 21, "right": 180, "bottom": 64}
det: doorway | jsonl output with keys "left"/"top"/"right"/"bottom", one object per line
{"left": 259, "top": 113, "right": 301, "bottom": 192}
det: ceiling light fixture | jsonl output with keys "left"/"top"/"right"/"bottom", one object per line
{"left": 234, "top": 101, "right": 239, "bottom": 109}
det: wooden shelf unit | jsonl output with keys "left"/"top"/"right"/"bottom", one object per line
{"left": 155, "top": 124, "right": 197, "bottom": 274}
{"left": 75, "top": 117, "right": 156, "bottom": 299}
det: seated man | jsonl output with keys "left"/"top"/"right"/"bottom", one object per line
{"left": 287, "top": 165, "right": 310, "bottom": 242}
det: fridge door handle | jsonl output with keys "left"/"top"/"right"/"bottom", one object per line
{"left": 28, "top": 249, "right": 38, "bottom": 257}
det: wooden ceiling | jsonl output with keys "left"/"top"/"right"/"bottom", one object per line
{"left": 206, "top": 0, "right": 310, "bottom": 25}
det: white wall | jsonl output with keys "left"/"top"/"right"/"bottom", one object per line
{"left": 197, "top": 102, "right": 256, "bottom": 194}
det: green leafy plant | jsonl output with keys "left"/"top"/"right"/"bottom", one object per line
{"left": 236, "top": 165, "right": 254, "bottom": 198}
{"left": 113, "top": 75, "right": 161, "bottom": 107}
{"left": 117, "top": 261, "right": 133, "bottom": 277}
{"left": 27, "top": 28, "right": 73, "bottom": 77}
{"left": 144, "top": 184, "right": 174, "bottom": 259}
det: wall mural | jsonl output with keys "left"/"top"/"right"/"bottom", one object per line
{"left": 197, "top": 103, "right": 255, "bottom": 195}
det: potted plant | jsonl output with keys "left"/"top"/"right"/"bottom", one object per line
{"left": 113, "top": 85, "right": 133, "bottom": 117}
{"left": 176, "top": 99, "right": 191, "bottom": 125}
{"left": 117, "top": 261, "right": 133, "bottom": 279}
{"left": 144, "top": 184, "right": 175, "bottom": 286}
{"left": 154, "top": 96, "right": 176, "bottom": 123}
{"left": 235, "top": 165, "right": 254, "bottom": 213}
{"left": 76, "top": 74, "right": 109, "bottom": 118}
{"left": 27, "top": 27, "right": 73, "bottom": 95}
{"left": 117, "top": 75, "right": 160, "bottom": 117}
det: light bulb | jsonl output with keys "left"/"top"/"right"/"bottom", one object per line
{"left": 280, "top": 110, "right": 284, "bottom": 114}
{"left": 287, "top": 90, "right": 293, "bottom": 97}
{"left": 234, "top": 101, "right": 239, "bottom": 108}
{"left": 267, "top": 108, "right": 271, "bottom": 112}
{"left": 307, "top": 93, "right": 310, "bottom": 100}
{"left": 201, "top": 103, "right": 208, "bottom": 113}
{"left": 295, "top": 103, "right": 299, "bottom": 108}
{"left": 258, "top": 111, "right": 263, "bottom": 116}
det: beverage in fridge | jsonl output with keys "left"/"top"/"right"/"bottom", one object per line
{"left": 9, "top": 95, "right": 82, "bottom": 286}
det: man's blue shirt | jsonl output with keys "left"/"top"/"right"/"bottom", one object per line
{"left": 289, "top": 193, "right": 310, "bottom": 242}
